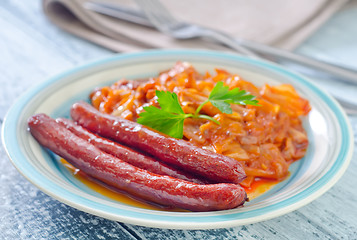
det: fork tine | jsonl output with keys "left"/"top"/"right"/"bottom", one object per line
{"left": 135, "top": 0, "right": 258, "bottom": 57}
{"left": 144, "top": 0, "right": 169, "bottom": 24}
{"left": 134, "top": 0, "right": 179, "bottom": 29}
{"left": 148, "top": 0, "right": 176, "bottom": 22}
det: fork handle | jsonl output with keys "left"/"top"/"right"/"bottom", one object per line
{"left": 239, "top": 40, "right": 357, "bottom": 84}
{"left": 200, "top": 28, "right": 357, "bottom": 85}
{"left": 198, "top": 29, "right": 259, "bottom": 57}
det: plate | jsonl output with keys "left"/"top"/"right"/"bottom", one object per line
{"left": 2, "top": 50, "right": 354, "bottom": 229}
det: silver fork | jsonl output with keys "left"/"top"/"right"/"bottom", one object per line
{"left": 133, "top": 0, "right": 258, "bottom": 57}
{"left": 132, "top": 0, "right": 357, "bottom": 87}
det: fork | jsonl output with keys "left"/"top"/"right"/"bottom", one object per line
{"left": 86, "top": 0, "right": 357, "bottom": 113}
{"left": 133, "top": 0, "right": 258, "bottom": 57}
{"left": 133, "top": 0, "right": 357, "bottom": 87}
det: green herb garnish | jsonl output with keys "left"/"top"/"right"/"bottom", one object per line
{"left": 137, "top": 82, "right": 259, "bottom": 138}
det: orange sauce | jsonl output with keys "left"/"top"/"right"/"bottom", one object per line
{"left": 244, "top": 178, "right": 280, "bottom": 200}
{"left": 61, "top": 159, "right": 280, "bottom": 211}
{"left": 60, "top": 159, "right": 186, "bottom": 211}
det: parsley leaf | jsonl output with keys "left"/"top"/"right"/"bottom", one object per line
{"left": 207, "top": 82, "right": 260, "bottom": 114}
{"left": 155, "top": 90, "right": 184, "bottom": 114}
{"left": 137, "top": 105, "right": 187, "bottom": 138}
{"left": 137, "top": 91, "right": 191, "bottom": 139}
{"left": 137, "top": 83, "right": 259, "bottom": 139}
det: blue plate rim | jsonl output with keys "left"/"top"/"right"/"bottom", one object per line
{"left": 1, "top": 49, "right": 354, "bottom": 229}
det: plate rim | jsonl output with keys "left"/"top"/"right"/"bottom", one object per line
{"left": 1, "top": 49, "right": 354, "bottom": 229}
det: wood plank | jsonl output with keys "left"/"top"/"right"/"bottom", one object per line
{"left": 1, "top": 1, "right": 356, "bottom": 239}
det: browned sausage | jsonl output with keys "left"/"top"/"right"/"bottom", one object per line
{"left": 56, "top": 117, "right": 207, "bottom": 184}
{"left": 70, "top": 102, "right": 246, "bottom": 184}
{"left": 28, "top": 113, "right": 247, "bottom": 211}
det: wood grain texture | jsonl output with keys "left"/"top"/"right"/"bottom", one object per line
{"left": 0, "top": 1, "right": 356, "bottom": 239}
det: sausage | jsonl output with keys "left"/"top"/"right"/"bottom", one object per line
{"left": 56, "top": 118, "right": 207, "bottom": 184}
{"left": 70, "top": 102, "right": 246, "bottom": 184}
{"left": 28, "top": 113, "right": 247, "bottom": 211}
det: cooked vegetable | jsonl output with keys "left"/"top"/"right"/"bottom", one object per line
{"left": 137, "top": 82, "right": 258, "bottom": 138}
{"left": 90, "top": 62, "right": 310, "bottom": 187}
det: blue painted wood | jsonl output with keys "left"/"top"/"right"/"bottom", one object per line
{"left": 0, "top": 1, "right": 356, "bottom": 239}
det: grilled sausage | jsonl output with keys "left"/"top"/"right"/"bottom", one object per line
{"left": 56, "top": 118, "right": 207, "bottom": 184}
{"left": 70, "top": 102, "right": 246, "bottom": 184}
{"left": 28, "top": 113, "right": 247, "bottom": 211}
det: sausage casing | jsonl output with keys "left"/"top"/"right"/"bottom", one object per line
{"left": 56, "top": 118, "right": 206, "bottom": 184}
{"left": 28, "top": 113, "right": 247, "bottom": 211}
{"left": 71, "top": 102, "right": 246, "bottom": 184}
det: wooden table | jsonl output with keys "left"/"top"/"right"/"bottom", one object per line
{"left": 1, "top": 1, "right": 356, "bottom": 239}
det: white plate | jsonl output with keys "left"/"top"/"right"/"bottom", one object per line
{"left": 2, "top": 50, "right": 354, "bottom": 229}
